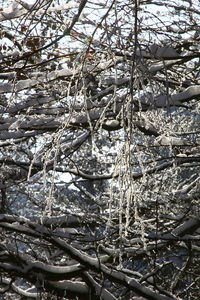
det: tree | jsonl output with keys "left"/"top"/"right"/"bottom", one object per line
{"left": 0, "top": 0, "right": 200, "bottom": 299}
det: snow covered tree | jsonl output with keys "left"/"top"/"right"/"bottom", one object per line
{"left": 0, "top": 0, "right": 200, "bottom": 299}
